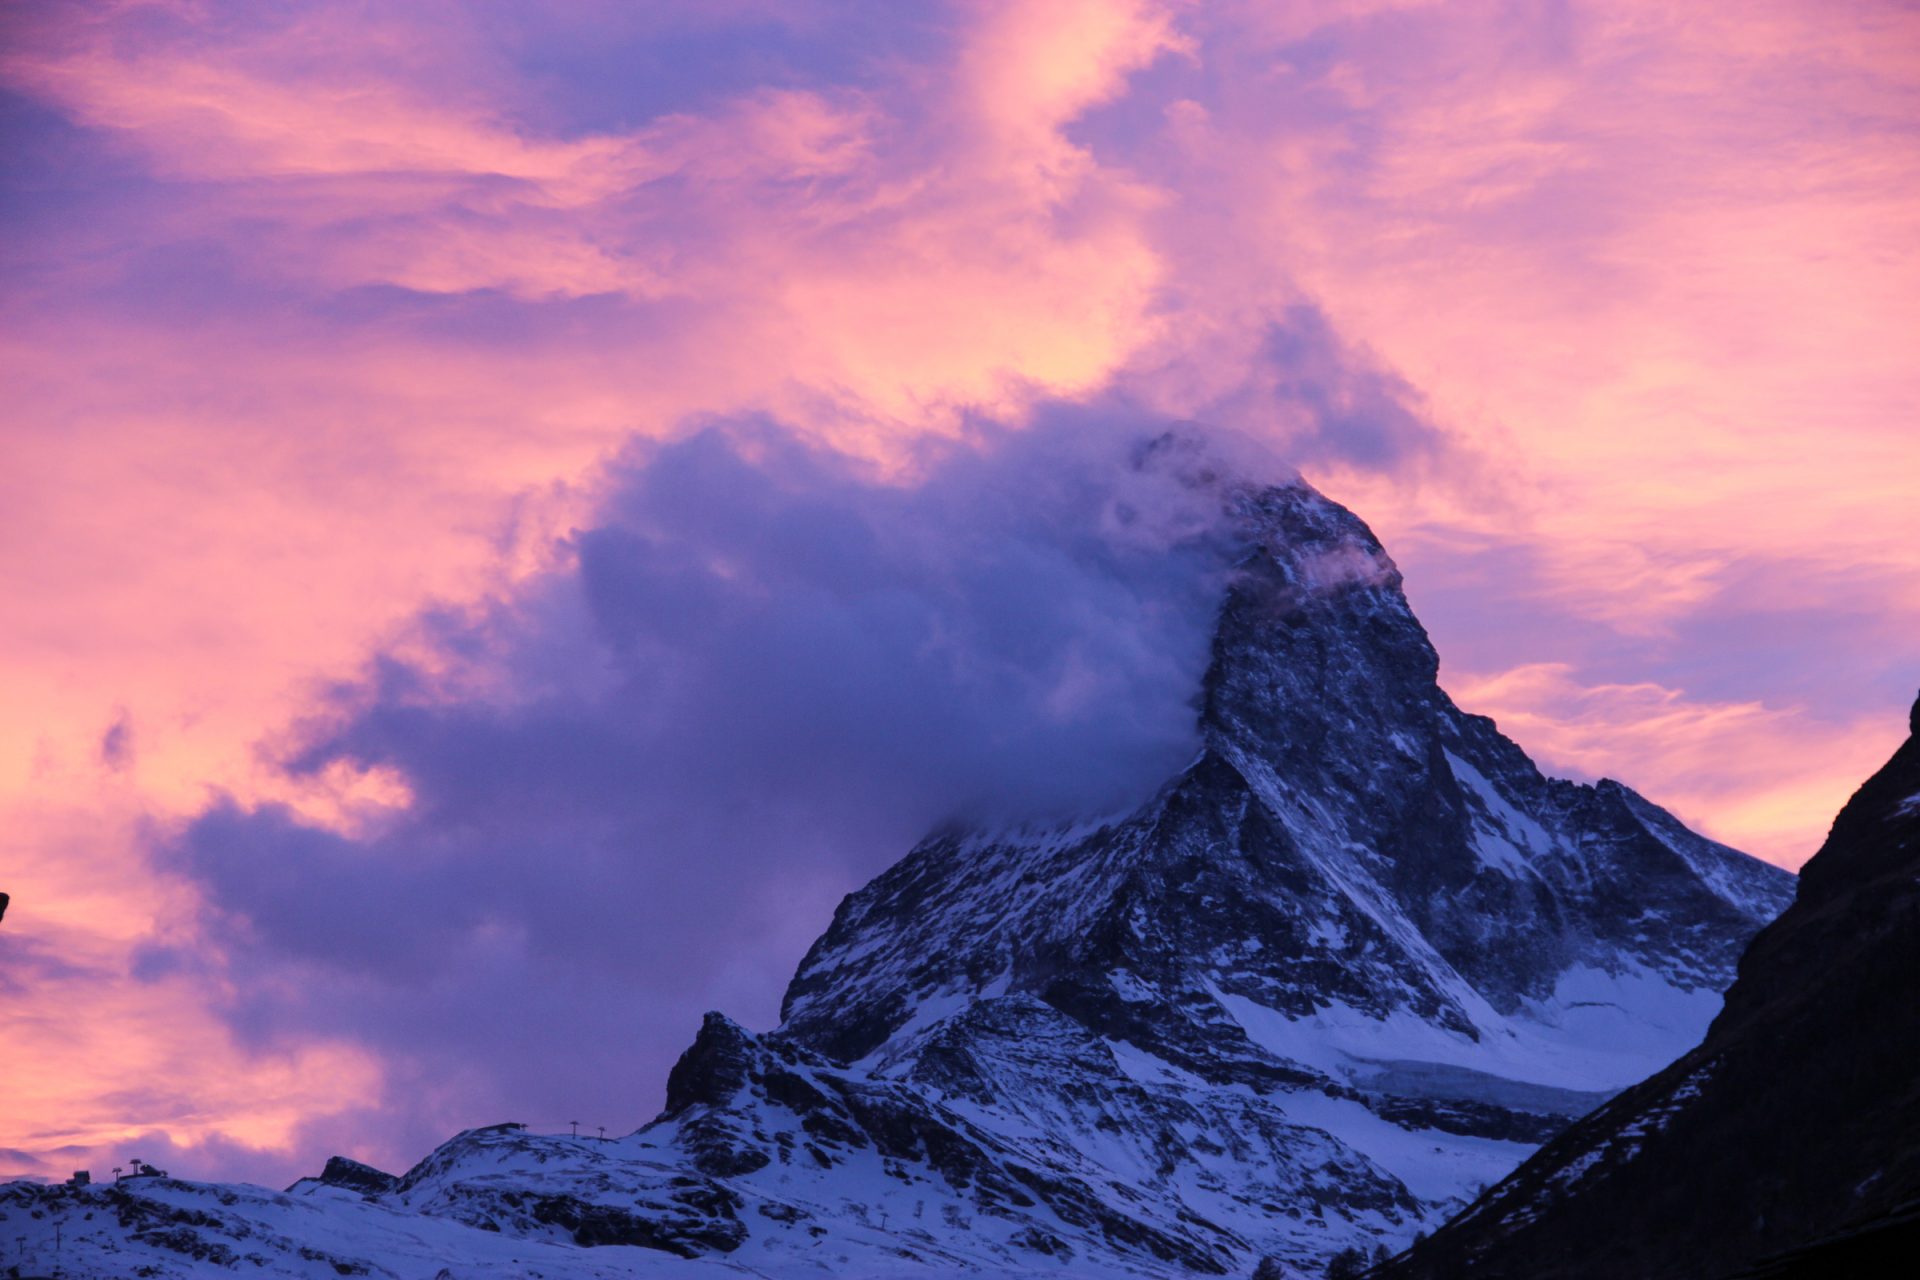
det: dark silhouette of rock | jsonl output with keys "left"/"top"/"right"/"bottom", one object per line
{"left": 0, "top": 890, "right": 10, "bottom": 925}
{"left": 1375, "top": 691, "right": 1920, "bottom": 1280}
{"left": 1325, "top": 1244, "right": 1368, "bottom": 1278}
{"left": 286, "top": 1155, "right": 399, "bottom": 1197}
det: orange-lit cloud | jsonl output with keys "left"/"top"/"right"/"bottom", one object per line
{"left": 1147, "top": 0, "right": 1920, "bottom": 617}
{"left": 1, "top": 795, "right": 385, "bottom": 1179}
{"left": 1449, "top": 663, "right": 1903, "bottom": 867}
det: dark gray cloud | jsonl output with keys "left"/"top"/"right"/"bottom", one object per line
{"left": 1259, "top": 306, "right": 1449, "bottom": 473}
{"left": 1137, "top": 304, "right": 1457, "bottom": 479}
{"left": 161, "top": 410, "right": 1291, "bottom": 1169}
{"left": 99, "top": 708, "right": 134, "bottom": 772}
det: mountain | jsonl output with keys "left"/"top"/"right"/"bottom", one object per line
{"left": 0, "top": 437, "right": 1793, "bottom": 1278}
{"left": 1374, "top": 690, "right": 1920, "bottom": 1280}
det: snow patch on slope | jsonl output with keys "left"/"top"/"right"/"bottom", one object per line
{"left": 1213, "top": 962, "right": 1720, "bottom": 1097}
{"left": 1446, "top": 749, "right": 1549, "bottom": 875}
{"left": 1274, "top": 1089, "right": 1535, "bottom": 1205}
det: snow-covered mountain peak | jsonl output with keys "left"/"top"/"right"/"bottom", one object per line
{"left": 780, "top": 477, "right": 1789, "bottom": 1078}
{"left": 0, "top": 462, "right": 1798, "bottom": 1279}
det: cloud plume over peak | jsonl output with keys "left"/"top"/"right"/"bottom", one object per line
{"left": 161, "top": 413, "right": 1291, "bottom": 1169}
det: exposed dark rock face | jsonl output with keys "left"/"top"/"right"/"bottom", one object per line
{"left": 665, "top": 1011, "right": 761, "bottom": 1116}
{"left": 1376, "top": 691, "right": 1920, "bottom": 1280}
{"left": 1725, "top": 1197, "right": 1920, "bottom": 1278}
{"left": 286, "top": 1156, "right": 399, "bottom": 1197}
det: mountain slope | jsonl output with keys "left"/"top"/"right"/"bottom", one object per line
{"left": 1376, "top": 692, "right": 1920, "bottom": 1280}
{"left": 784, "top": 452, "right": 1786, "bottom": 1120}
{"left": 0, "top": 438, "right": 1794, "bottom": 1279}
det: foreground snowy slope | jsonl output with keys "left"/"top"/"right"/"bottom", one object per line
{"left": 0, "top": 435, "right": 1793, "bottom": 1278}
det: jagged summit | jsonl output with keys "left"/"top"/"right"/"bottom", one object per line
{"left": 0, "top": 439, "right": 1798, "bottom": 1279}
{"left": 781, "top": 468, "right": 1787, "bottom": 1093}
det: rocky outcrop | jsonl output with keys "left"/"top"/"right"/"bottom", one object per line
{"left": 286, "top": 1155, "right": 398, "bottom": 1197}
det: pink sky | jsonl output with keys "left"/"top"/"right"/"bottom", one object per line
{"left": 2, "top": 0, "right": 1916, "bottom": 1185}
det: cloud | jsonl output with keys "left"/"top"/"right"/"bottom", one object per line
{"left": 1174, "top": 307, "right": 1455, "bottom": 476}
{"left": 0, "top": 0, "right": 1175, "bottom": 415}
{"left": 1449, "top": 662, "right": 1903, "bottom": 867}
{"left": 153, "top": 413, "right": 1288, "bottom": 1168}
{"left": 98, "top": 708, "right": 133, "bottom": 773}
{"left": 0, "top": 825, "right": 380, "bottom": 1185}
